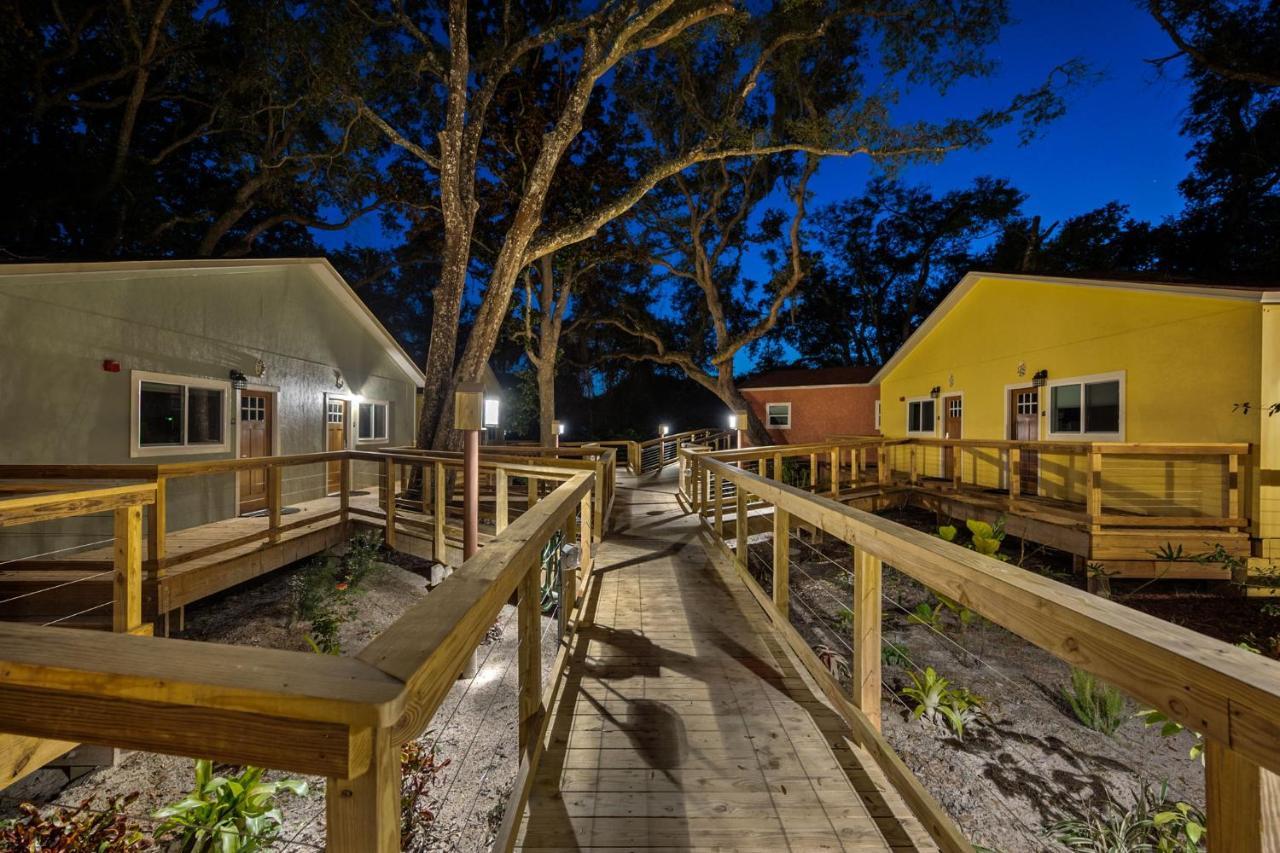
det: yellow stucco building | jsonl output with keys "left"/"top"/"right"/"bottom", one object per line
{"left": 875, "top": 272, "right": 1280, "bottom": 567}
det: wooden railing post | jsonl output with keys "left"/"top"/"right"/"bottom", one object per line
{"left": 830, "top": 446, "right": 840, "bottom": 496}
{"left": 909, "top": 445, "right": 918, "bottom": 485}
{"left": 325, "top": 727, "right": 398, "bottom": 853}
{"left": 809, "top": 452, "right": 818, "bottom": 488}
{"left": 952, "top": 446, "right": 962, "bottom": 491}
{"left": 579, "top": 493, "right": 593, "bottom": 575}
{"left": 113, "top": 504, "right": 142, "bottom": 633}
{"left": 496, "top": 467, "right": 509, "bottom": 534}
{"left": 1204, "top": 738, "right": 1280, "bottom": 852}
{"left": 146, "top": 475, "right": 166, "bottom": 573}
{"left": 382, "top": 456, "right": 397, "bottom": 549}
{"left": 267, "top": 464, "right": 282, "bottom": 543}
{"left": 339, "top": 458, "right": 351, "bottom": 525}
{"left": 419, "top": 463, "right": 430, "bottom": 515}
{"left": 1228, "top": 452, "right": 1241, "bottom": 533}
{"left": 878, "top": 445, "right": 889, "bottom": 486}
{"left": 735, "top": 487, "right": 749, "bottom": 572}
{"left": 433, "top": 461, "right": 446, "bottom": 562}
{"left": 1008, "top": 447, "right": 1021, "bottom": 508}
{"left": 773, "top": 507, "right": 789, "bottom": 614}
{"left": 1087, "top": 449, "right": 1102, "bottom": 530}
{"left": 773, "top": 451, "right": 783, "bottom": 483}
{"left": 852, "top": 547, "right": 882, "bottom": 731}
{"left": 593, "top": 459, "right": 605, "bottom": 541}
{"left": 517, "top": 561, "right": 543, "bottom": 757}
{"left": 713, "top": 472, "right": 723, "bottom": 538}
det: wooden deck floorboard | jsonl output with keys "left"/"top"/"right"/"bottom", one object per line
{"left": 517, "top": 469, "right": 935, "bottom": 852}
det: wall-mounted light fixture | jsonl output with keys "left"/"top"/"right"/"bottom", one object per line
{"left": 334, "top": 369, "right": 344, "bottom": 389}
{"left": 1032, "top": 369, "right": 1048, "bottom": 387}
{"left": 229, "top": 369, "right": 248, "bottom": 390}
{"left": 929, "top": 386, "right": 941, "bottom": 399}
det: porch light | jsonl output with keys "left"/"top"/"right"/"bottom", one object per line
{"left": 929, "top": 386, "right": 941, "bottom": 399}
{"left": 484, "top": 397, "right": 501, "bottom": 427}
{"left": 660, "top": 424, "right": 669, "bottom": 436}
{"left": 557, "top": 421, "right": 566, "bottom": 435}
{"left": 1032, "top": 369, "right": 1048, "bottom": 387}
{"left": 229, "top": 370, "right": 248, "bottom": 390}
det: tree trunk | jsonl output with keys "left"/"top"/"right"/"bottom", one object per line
{"left": 537, "top": 358, "right": 556, "bottom": 445}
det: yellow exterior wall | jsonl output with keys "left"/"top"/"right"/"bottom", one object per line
{"left": 879, "top": 276, "right": 1262, "bottom": 526}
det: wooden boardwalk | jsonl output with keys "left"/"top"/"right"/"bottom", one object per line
{"left": 517, "top": 467, "right": 934, "bottom": 852}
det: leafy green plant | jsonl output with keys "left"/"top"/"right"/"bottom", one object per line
{"left": 882, "top": 641, "right": 911, "bottom": 668}
{"left": 154, "top": 759, "right": 307, "bottom": 852}
{"left": 835, "top": 606, "right": 854, "bottom": 633}
{"left": 901, "top": 667, "right": 989, "bottom": 740}
{"left": 1087, "top": 561, "right": 1117, "bottom": 598}
{"left": 1135, "top": 709, "right": 1205, "bottom": 763}
{"left": 966, "top": 518, "right": 1006, "bottom": 560}
{"left": 780, "top": 459, "right": 808, "bottom": 488}
{"left": 1061, "top": 668, "right": 1128, "bottom": 735}
{"left": 1048, "top": 781, "right": 1205, "bottom": 851}
{"left": 937, "top": 524, "right": 958, "bottom": 542}
{"left": 290, "top": 533, "right": 385, "bottom": 653}
{"left": 937, "top": 594, "right": 979, "bottom": 631}
{"left": 0, "top": 794, "right": 152, "bottom": 851}
{"left": 401, "top": 740, "right": 451, "bottom": 847}
{"left": 907, "top": 601, "right": 944, "bottom": 631}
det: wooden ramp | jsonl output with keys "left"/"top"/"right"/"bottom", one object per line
{"left": 517, "top": 469, "right": 934, "bottom": 852}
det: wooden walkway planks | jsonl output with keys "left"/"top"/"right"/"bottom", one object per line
{"left": 517, "top": 469, "right": 935, "bottom": 852}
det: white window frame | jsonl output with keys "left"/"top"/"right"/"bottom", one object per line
{"left": 905, "top": 396, "right": 939, "bottom": 436}
{"left": 874, "top": 400, "right": 881, "bottom": 432}
{"left": 356, "top": 398, "right": 391, "bottom": 443}
{"left": 130, "top": 370, "right": 232, "bottom": 458}
{"left": 764, "top": 402, "right": 792, "bottom": 430}
{"left": 1045, "top": 370, "right": 1126, "bottom": 441}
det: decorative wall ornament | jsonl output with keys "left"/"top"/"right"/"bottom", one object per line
{"left": 254, "top": 358, "right": 266, "bottom": 378}
{"left": 1016, "top": 362, "right": 1027, "bottom": 377}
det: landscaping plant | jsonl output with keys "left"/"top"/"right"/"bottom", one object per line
{"left": 815, "top": 643, "right": 850, "bottom": 680}
{"left": 1135, "top": 709, "right": 1205, "bottom": 763}
{"left": 0, "top": 794, "right": 152, "bottom": 851}
{"left": 401, "top": 739, "right": 451, "bottom": 848}
{"left": 290, "top": 532, "right": 385, "bottom": 653}
{"left": 902, "top": 666, "right": 989, "bottom": 740}
{"left": 1061, "top": 668, "right": 1128, "bottom": 735}
{"left": 154, "top": 759, "right": 307, "bottom": 852}
{"left": 881, "top": 641, "right": 912, "bottom": 668}
{"left": 1049, "top": 781, "right": 1205, "bottom": 851}
{"left": 907, "top": 601, "right": 945, "bottom": 631}
{"left": 966, "top": 519, "right": 1006, "bottom": 559}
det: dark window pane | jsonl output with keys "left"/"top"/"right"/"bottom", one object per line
{"left": 1085, "top": 381, "right": 1120, "bottom": 433}
{"left": 358, "top": 403, "right": 373, "bottom": 439}
{"left": 374, "top": 404, "right": 387, "bottom": 439}
{"left": 921, "top": 400, "right": 934, "bottom": 427}
{"left": 187, "top": 388, "right": 223, "bottom": 444}
{"left": 1052, "top": 384, "right": 1082, "bottom": 433}
{"left": 140, "top": 382, "right": 183, "bottom": 446}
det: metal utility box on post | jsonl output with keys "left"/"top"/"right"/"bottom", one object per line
{"left": 455, "top": 382, "right": 485, "bottom": 561}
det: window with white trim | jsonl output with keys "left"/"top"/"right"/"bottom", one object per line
{"left": 765, "top": 402, "right": 791, "bottom": 429}
{"left": 1047, "top": 374, "right": 1123, "bottom": 439}
{"left": 906, "top": 399, "right": 936, "bottom": 435}
{"left": 874, "top": 400, "right": 881, "bottom": 431}
{"left": 131, "top": 371, "right": 230, "bottom": 457}
{"left": 358, "top": 401, "right": 389, "bottom": 441}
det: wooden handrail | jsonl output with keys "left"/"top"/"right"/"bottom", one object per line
{"left": 0, "top": 483, "right": 157, "bottom": 527}
{"left": 685, "top": 446, "right": 1280, "bottom": 849}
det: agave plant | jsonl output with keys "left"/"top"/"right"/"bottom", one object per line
{"left": 901, "top": 666, "right": 989, "bottom": 740}
{"left": 154, "top": 759, "right": 307, "bottom": 852}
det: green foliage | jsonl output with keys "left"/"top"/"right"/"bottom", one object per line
{"left": 937, "top": 524, "right": 957, "bottom": 542}
{"left": 966, "top": 518, "right": 1006, "bottom": 559}
{"left": 936, "top": 594, "right": 979, "bottom": 631}
{"left": 881, "top": 641, "right": 911, "bottom": 668}
{"left": 1087, "top": 561, "right": 1117, "bottom": 599}
{"left": 1135, "top": 709, "right": 1205, "bottom": 763}
{"left": 907, "top": 601, "right": 944, "bottom": 631}
{"left": 401, "top": 739, "right": 451, "bottom": 848}
{"left": 290, "top": 533, "right": 385, "bottom": 654}
{"left": 0, "top": 794, "right": 152, "bottom": 851}
{"left": 154, "top": 760, "right": 306, "bottom": 852}
{"left": 1061, "top": 668, "right": 1128, "bottom": 735}
{"left": 780, "top": 459, "right": 808, "bottom": 488}
{"left": 835, "top": 606, "right": 854, "bottom": 633}
{"left": 902, "top": 666, "right": 988, "bottom": 740}
{"left": 1048, "top": 781, "right": 1205, "bottom": 852}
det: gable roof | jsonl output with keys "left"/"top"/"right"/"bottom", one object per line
{"left": 0, "top": 258, "right": 425, "bottom": 386}
{"left": 740, "top": 365, "right": 879, "bottom": 389}
{"left": 871, "top": 270, "right": 1280, "bottom": 384}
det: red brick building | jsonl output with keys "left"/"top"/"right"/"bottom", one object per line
{"left": 740, "top": 366, "right": 880, "bottom": 444}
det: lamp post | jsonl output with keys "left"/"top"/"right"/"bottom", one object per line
{"left": 730, "top": 408, "right": 749, "bottom": 450}
{"left": 455, "top": 382, "right": 485, "bottom": 560}
{"left": 484, "top": 396, "right": 501, "bottom": 444}
{"left": 552, "top": 419, "right": 564, "bottom": 449}
{"left": 658, "top": 424, "right": 670, "bottom": 470}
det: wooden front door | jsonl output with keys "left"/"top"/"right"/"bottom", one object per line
{"left": 1008, "top": 386, "right": 1039, "bottom": 495}
{"left": 942, "top": 395, "right": 962, "bottom": 479}
{"left": 326, "top": 398, "right": 348, "bottom": 494}
{"left": 238, "top": 391, "right": 274, "bottom": 514}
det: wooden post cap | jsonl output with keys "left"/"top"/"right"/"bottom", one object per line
{"left": 454, "top": 382, "right": 485, "bottom": 431}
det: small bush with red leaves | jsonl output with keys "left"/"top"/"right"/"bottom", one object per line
{"left": 0, "top": 793, "right": 153, "bottom": 851}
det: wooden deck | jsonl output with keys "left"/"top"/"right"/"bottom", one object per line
{"left": 517, "top": 468, "right": 933, "bottom": 852}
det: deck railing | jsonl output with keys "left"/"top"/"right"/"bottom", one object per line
{"left": 0, "top": 462, "right": 597, "bottom": 851}
{"left": 681, "top": 442, "right": 1280, "bottom": 851}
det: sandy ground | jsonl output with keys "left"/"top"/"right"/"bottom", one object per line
{"left": 747, "top": 530, "right": 1207, "bottom": 853}
{"left": 1, "top": 548, "right": 560, "bottom": 852}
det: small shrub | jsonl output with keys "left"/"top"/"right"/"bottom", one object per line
{"left": 966, "top": 519, "right": 1006, "bottom": 559}
{"left": 154, "top": 759, "right": 306, "bottom": 852}
{"left": 881, "top": 641, "right": 911, "bottom": 668}
{"left": 937, "top": 525, "right": 958, "bottom": 542}
{"left": 0, "top": 794, "right": 152, "bottom": 851}
{"left": 1048, "top": 781, "right": 1205, "bottom": 851}
{"left": 1135, "top": 709, "right": 1205, "bottom": 763}
{"left": 815, "top": 643, "right": 850, "bottom": 680}
{"left": 1061, "top": 668, "right": 1128, "bottom": 735}
{"left": 834, "top": 606, "right": 854, "bottom": 632}
{"left": 907, "top": 601, "right": 944, "bottom": 631}
{"left": 290, "top": 533, "right": 384, "bottom": 653}
{"left": 401, "top": 740, "right": 451, "bottom": 848}
{"left": 902, "top": 666, "right": 988, "bottom": 740}
{"left": 937, "top": 594, "right": 979, "bottom": 631}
